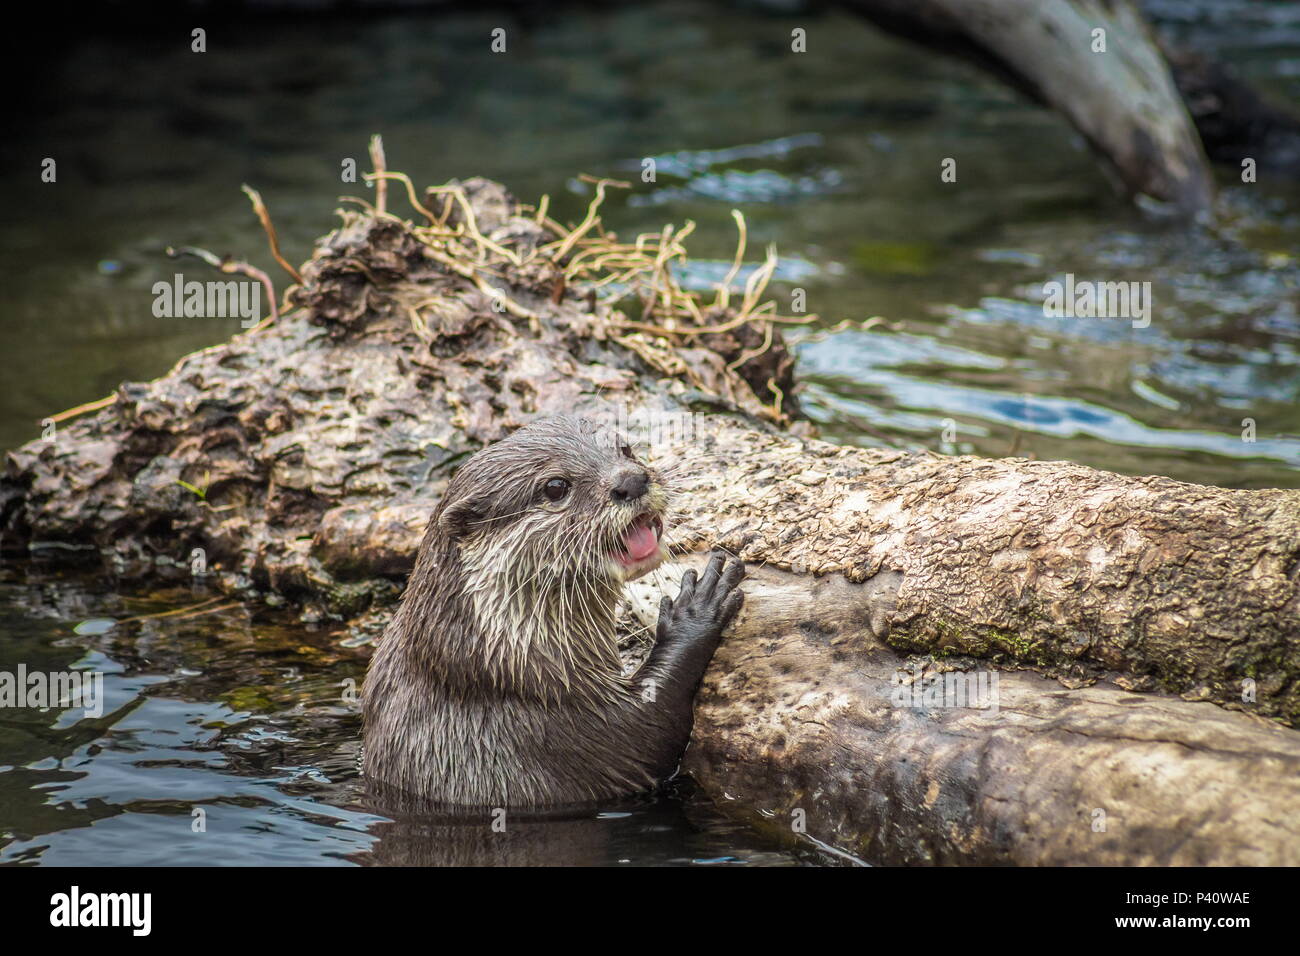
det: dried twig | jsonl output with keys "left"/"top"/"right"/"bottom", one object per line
{"left": 369, "top": 134, "right": 387, "bottom": 217}
{"left": 241, "top": 184, "right": 303, "bottom": 284}
{"left": 366, "top": 170, "right": 438, "bottom": 224}
{"left": 46, "top": 394, "right": 118, "bottom": 424}
{"left": 115, "top": 595, "right": 230, "bottom": 624}
{"left": 545, "top": 177, "right": 629, "bottom": 262}
{"left": 165, "top": 245, "right": 280, "bottom": 329}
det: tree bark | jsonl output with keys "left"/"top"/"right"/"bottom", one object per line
{"left": 656, "top": 421, "right": 1300, "bottom": 725}
{"left": 661, "top": 560, "right": 1300, "bottom": 865}
{"left": 843, "top": 0, "right": 1215, "bottom": 216}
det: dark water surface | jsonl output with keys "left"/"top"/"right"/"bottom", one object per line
{"left": 0, "top": 566, "right": 812, "bottom": 865}
{"left": 2, "top": 1, "right": 1298, "bottom": 864}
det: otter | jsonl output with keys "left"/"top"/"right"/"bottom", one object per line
{"left": 362, "top": 416, "right": 744, "bottom": 807}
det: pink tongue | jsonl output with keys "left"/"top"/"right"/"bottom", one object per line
{"left": 621, "top": 523, "right": 659, "bottom": 562}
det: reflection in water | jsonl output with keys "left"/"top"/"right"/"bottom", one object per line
{"left": 355, "top": 779, "right": 806, "bottom": 866}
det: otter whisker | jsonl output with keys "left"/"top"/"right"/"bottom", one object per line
{"left": 363, "top": 415, "right": 742, "bottom": 806}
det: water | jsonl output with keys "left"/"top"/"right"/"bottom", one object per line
{"left": 1, "top": 1, "right": 1297, "bottom": 864}
{"left": 0, "top": 565, "right": 812, "bottom": 866}
{"left": 6, "top": 3, "right": 1299, "bottom": 484}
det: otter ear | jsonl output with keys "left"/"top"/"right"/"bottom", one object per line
{"left": 439, "top": 495, "right": 487, "bottom": 539}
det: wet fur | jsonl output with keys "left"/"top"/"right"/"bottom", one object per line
{"left": 362, "top": 416, "right": 740, "bottom": 807}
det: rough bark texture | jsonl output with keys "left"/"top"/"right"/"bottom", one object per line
{"left": 845, "top": 0, "right": 1215, "bottom": 216}
{"left": 4, "top": 177, "right": 1298, "bottom": 864}
{"left": 656, "top": 424, "right": 1300, "bottom": 724}
{"left": 667, "top": 560, "right": 1300, "bottom": 865}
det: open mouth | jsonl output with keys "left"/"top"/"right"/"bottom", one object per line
{"left": 612, "top": 512, "right": 664, "bottom": 569}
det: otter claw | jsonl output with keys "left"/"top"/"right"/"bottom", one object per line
{"left": 656, "top": 551, "right": 745, "bottom": 647}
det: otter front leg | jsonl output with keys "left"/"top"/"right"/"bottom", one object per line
{"left": 632, "top": 551, "right": 744, "bottom": 779}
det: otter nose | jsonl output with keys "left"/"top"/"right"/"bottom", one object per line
{"left": 611, "top": 470, "right": 650, "bottom": 503}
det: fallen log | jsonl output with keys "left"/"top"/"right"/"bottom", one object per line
{"left": 666, "top": 560, "right": 1300, "bottom": 865}
{"left": 842, "top": 0, "right": 1215, "bottom": 217}
{"left": 4, "top": 171, "right": 1297, "bottom": 864}
{"left": 656, "top": 421, "right": 1300, "bottom": 725}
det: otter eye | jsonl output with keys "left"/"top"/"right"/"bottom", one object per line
{"left": 620, "top": 444, "right": 634, "bottom": 460}
{"left": 542, "top": 478, "right": 570, "bottom": 502}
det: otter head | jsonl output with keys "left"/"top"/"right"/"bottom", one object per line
{"left": 437, "top": 417, "right": 669, "bottom": 588}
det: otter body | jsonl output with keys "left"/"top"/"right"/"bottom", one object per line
{"left": 362, "top": 417, "right": 744, "bottom": 807}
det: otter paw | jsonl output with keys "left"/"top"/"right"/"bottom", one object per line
{"left": 655, "top": 551, "right": 745, "bottom": 648}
